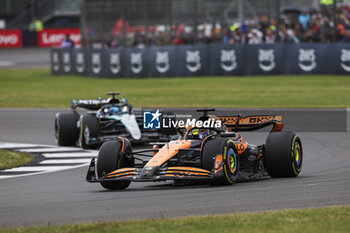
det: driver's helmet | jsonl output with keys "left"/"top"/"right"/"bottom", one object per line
{"left": 109, "top": 106, "right": 120, "bottom": 114}
{"left": 191, "top": 128, "right": 212, "bottom": 140}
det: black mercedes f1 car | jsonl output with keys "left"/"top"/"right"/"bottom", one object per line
{"left": 86, "top": 109, "right": 303, "bottom": 190}
{"left": 55, "top": 92, "right": 174, "bottom": 149}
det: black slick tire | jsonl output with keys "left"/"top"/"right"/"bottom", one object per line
{"left": 80, "top": 114, "right": 99, "bottom": 149}
{"left": 202, "top": 138, "right": 239, "bottom": 185}
{"left": 97, "top": 139, "right": 134, "bottom": 190}
{"left": 55, "top": 112, "right": 79, "bottom": 146}
{"left": 264, "top": 132, "right": 303, "bottom": 178}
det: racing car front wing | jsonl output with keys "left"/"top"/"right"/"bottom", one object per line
{"left": 86, "top": 155, "right": 225, "bottom": 183}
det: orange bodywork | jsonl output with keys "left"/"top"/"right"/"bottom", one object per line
{"left": 271, "top": 121, "right": 284, "bottom": 132}
{"left": 165, "top": 171, "right": 210, "bottom": 176}
{"left": 145, "top": 140, "right": 191, "bottom": 167}
{"left": 166, "top": 167, "right": 210, "bottom": 174}
{"left": 163, "top": 174, "right": 208, "bottom": 178}
{"left": 106, "top": 167, "right": 136, "bottom": 178}
{"left": 235, "top": 142, "right": 248, "bottom": 155}
{"left": 214, "top": 154, "right": 223, "bottom": 173}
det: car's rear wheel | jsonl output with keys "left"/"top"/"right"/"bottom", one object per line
{"left": 80, "top": 114, "right": 99, "bottom": 149}
{"left": 202, "top": 138, "right": 239, "bottom": 185}
{"left": 264, "top": 132, "right": 303, "bottom": 177}
{"left": 55, "top": 112, "right": 79, "bottom": 146}
{"left": 97, "top": 139, "right": 134, "bottom": 190}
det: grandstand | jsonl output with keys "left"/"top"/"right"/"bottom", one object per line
{"left": 3, "top": 0, "right": 82, "bottom": 29}
{"left": 0, "top": 0, "right": 349, "bottom": 47}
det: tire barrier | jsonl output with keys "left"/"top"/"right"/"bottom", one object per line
{"left": 51, "top": 43, "right": 350, "bottom": 77}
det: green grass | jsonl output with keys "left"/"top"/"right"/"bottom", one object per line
{"left": 1, "top": 206, "right": 349, "bottom": 233}
{"left": 0, "top": 69, "right": 349, "bottom": 108}
{"left": 0, "top": 150, "right": 34, "bottom": 170}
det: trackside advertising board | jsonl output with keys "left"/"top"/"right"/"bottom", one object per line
{"left": 51, "top": 43, "right": 350, "bottom": 76}
{"left": 0, "top": 30, "right": 22, "bottom": 48}
{"left": 38, "top": 28, "right": 81, "bottom": 47}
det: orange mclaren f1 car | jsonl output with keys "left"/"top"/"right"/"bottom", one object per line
{"left": 86, "top": 109, "right": 303, "bottom": 190}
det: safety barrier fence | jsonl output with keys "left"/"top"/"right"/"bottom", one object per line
{"left": 51, "top": 43, "right": 350, "bottom": 77}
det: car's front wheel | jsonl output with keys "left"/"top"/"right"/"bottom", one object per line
{"left": 97, "top": 139, "right": 134, "bottom": 190}
{"left": 80, "top": 114, "right": 99, "bottom": 149}
{"left": 202, "top": 138, "right": 239, "bottom": 185}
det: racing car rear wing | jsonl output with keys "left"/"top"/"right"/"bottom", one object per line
{"left": 218, "top": 115, "right": 284, "bottom": 132}
{"left": 71, "top": 93, "right": 122, "bottom": 111}
{"left": 71, "top": 99, "right": 109, "bottom": 110}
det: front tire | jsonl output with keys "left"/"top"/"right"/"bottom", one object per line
{"left": 97, "top": 139, "right": 134, "bottom": 190}
{"left": 202, "top": 138, "right": 239, "bottom": 185}
{"left": 80, "top": 114, "right": 99, "bottom": 149}
{"left": 55, "top": 112, "right": 79, "bottom": 146}
{"left": 264, "top": 132, "right": 303, "bottom": 178}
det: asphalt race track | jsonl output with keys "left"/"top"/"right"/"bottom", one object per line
{"left": 0, "top": 109, "right": 349, "bottom": 227}
{"left": 0, "top": 48, "right": 50, "bottom": 68}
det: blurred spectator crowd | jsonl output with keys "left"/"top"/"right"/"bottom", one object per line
{"left": 107, "top": 5, "right": 350, "bottom": 48}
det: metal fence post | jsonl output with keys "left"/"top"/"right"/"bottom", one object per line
{"left": 192, "top": 0, "right": 198, "bottom": 44}
{"left": 333, "top": 0, "right": 337, "bottom": 42}
{"left": 238, "top": 0, "right": 243, "bottom": 22}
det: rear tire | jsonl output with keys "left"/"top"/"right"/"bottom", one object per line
{"left": 55, "top": 112, "right": 79, "bottom": 146}
{"left": 80, "top": 114, "right": 99, "bottom": 149}
{"left": 97, "top": 139, "right": 134, "bottom": 190}
{"left": 202, "top": 138, "right": 239, "bottom": 185}
{"left": 264, "top": 132, "right": 303, "bottom": 178}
